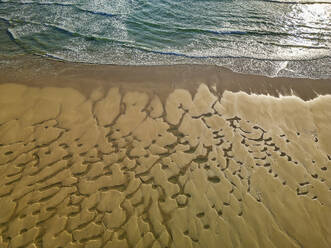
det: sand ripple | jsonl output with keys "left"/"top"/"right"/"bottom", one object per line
{"left": 0, "top": 83, "right": 330, "bottom": 247}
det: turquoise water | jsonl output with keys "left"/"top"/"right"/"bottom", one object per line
{"left": 0, "top": 0, "right": 330, "bottom": 78}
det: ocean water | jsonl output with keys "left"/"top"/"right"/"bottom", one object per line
{"left": 0, "top": 0, "right": 330, "bottom": 78}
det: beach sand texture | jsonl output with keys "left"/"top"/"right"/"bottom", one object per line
{"left": 0, "top": 81, "right": 331, "bottom": 248}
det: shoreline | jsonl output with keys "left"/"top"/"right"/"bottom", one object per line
{"left": 0, "top": 55, "right": 330, "bottom": 101}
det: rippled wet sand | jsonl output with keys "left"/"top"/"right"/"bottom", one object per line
{"left": 0, "top": 78, "right": 330, "bottom": 247}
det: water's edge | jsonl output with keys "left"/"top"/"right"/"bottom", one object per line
{"left": 1, "top": 54, "right": 330, "bottom": 101}
{"left": 1, "top": 0, "right": 330, "bottom": 79}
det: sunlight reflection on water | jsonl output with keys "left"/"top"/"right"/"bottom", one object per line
{"left": 0, "top": 0, "right": 330, "bottom": 78}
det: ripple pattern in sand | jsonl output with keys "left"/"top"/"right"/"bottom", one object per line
{"left": 0, "top": 83, "right": 331, "bottom": 248}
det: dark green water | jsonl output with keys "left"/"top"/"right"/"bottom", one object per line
{"left": 0, "top": 0, "right": 330, "bottom": 78}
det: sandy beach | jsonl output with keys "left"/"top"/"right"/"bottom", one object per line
{"left": 0, "top": 57, "right": 331, "bottom": 247}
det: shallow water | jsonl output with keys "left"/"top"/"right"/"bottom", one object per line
{"left": 0, "top": 0, "right": 330, "bottom": 78}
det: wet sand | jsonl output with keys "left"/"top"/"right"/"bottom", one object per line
{"left": 0, "top": 57, "right": 331, "bottom": 248}
{"left": 1, "top": 55, "right": 331, "bottom": 100}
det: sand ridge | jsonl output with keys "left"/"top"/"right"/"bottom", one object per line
{"left": 0, "top": 83, "right": 330, "bottom": 248}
